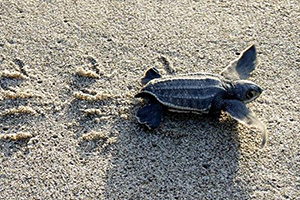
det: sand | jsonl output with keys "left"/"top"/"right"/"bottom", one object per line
{"left": 0, "top": 0, "right": 299, "bottom": 199}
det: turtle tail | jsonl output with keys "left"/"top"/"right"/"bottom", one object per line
{"left": 136, "top": 100, "right": 163, "bottom": 129}
{"left": 141, "top": 67, "right": 161, "bottom": 85}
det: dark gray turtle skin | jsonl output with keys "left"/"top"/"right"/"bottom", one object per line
{"left": 138, "top": 74, "right": 231, "bottom": 114}
{"left": 135, "top": 45, "right": 267, "bottom": 148}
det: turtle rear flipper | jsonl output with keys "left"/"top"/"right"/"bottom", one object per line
{"left": 136, "top": 100, "right": 163, "bottom": 129}
{"left": 141, "top": 67, "right": 161, "bottom": 85}
{"left": 223, "top": 99, "right": 267, "bottom": 148}
{"left": 221, "top": 44, "right": 257, "bottom": 80}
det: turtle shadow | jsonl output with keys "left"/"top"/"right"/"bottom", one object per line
{"left": 100, "top": 106, "right": 251, "bottom": 199}
{"left": 161, "top": 111, "right": 240, "bottom": 143}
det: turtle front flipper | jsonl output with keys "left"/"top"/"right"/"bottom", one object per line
{"left": 141, "top": 67, "right": 162, "bottom": 85}
{"left": 223, "top": 99, "right": 267, "bottom": 148}
{"left": 136, "top": 100, "right": 163, "bottom": 129}
{"left": 221, "top": 44, "right": 257, "bottom": 80}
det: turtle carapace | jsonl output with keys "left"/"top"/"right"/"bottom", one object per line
{"left": 135, "top": 45, "right": 267, "bottom": 148}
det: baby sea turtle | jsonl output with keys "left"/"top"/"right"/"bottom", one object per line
{"left": 135, "top": 45, "right": 267, "bottom": 148}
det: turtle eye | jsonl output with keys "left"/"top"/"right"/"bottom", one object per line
{"left": 246, "top": 90, "right": 256, "bottom": 100}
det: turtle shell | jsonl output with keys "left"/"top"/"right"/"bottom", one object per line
{"left": 138, "top": 74, "right": 229, "bottom": 113}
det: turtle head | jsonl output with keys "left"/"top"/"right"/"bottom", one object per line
{"left": 231, "top": 80, "right": 263, "bottom": 103}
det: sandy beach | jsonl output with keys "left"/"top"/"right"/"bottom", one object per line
{"left": 0, "top": 0, "right": 299, "bottom": 199}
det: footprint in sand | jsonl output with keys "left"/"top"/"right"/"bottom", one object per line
{"left": 0, "top": 58, "right": 38, "bottom": 145}
{"left": 70, "top": 57, "right": 123, "bottom": 152}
